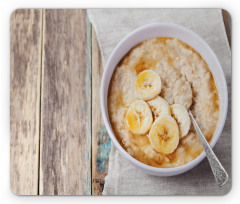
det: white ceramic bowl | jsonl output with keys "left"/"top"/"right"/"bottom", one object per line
{"left": 100, "top": 23, "right": 228, "bottom": 176}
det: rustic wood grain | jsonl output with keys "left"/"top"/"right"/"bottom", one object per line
{"left": 91, "top": 29, "right": 111, "bottom": 195}
{"left": 10, "top": 9, "right": 42, "bottom": 195}
{"left": 39, "top": 9, "right": 91, "bottom": 195}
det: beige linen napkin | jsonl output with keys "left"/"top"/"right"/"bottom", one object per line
{"left": 87, "top": 9, "right": 231, "bottom": 195}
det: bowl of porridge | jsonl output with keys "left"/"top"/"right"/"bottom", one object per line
{"left": 101, "top": 23, "right": 228, "bottom": 176}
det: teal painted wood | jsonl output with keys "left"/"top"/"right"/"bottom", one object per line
{"left": 96, "top": 125, "right": 111, "bottom": 172}
{"left": 85, "top": 14, "right": 92, "bottom": 196}
{"left": 91, "top": 28, "right": 111, "bottom": 194}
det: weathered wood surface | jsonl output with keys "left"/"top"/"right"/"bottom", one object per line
{"left": 10, "top": 9, "right": 42, "bottom": 195}
{"left": 91, "top": 29, "right": 111, "bottom": 195}
{"left": 39, "top": 10, "right": 91, "bottom": 195}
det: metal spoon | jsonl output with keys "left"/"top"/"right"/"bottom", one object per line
{"left": 188, "top": 110, "right": 228, "bottom": 187}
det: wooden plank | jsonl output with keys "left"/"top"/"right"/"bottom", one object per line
{"left": 10, "top": 9, "right": 42, "bottom": 195}
{"left": 222, "top": 9, "right": 231, "bottom": 48}
{"left": 39, "top": 9, "right": 91, "bottom": 195}
{"left": 91, "top": 29, "right": 111, "bottom": 195}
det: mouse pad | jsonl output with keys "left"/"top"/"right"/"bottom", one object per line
{"left": 10, "top": 8, "right": 231, "bottom": 195}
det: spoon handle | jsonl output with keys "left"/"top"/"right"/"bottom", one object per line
{"left": 189, "top": 111, "right": 228, "bottom": 187}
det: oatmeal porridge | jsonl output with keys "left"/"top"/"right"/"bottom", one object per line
{"left": 108, "top": 37, "right": 219, "bottom": 168}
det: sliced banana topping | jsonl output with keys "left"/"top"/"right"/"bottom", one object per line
{"left": 126, "top": 100, "right": 153, "bottom": 135}
{"left": 135, "top": 70, "right": 161, "bottom": 100}
{"left": 147, "top": 96, "right": 171, "bottom": 119}
{"left": 170, "top": 104, "right": 191, "bottom": 139}
{"left": 149, "top": 115, "right": 179, "bottom": 154}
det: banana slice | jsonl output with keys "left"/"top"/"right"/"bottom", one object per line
{"left": 170, "top": 104, "right": 191, "bottom": 139}
{"left": 136, "top": 70, "right": 161, "bottom": 100}
{"left": 147, "top": 96, "right": 171, "bottom": 119}
{"left": 126, "top": 100, "right": 153, "bottom": 135}
{"left": 149, "top": 115, "right": 179, "bottom": 154}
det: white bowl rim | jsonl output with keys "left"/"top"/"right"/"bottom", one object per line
{"left": 100, "top": 22, "right": 228, "bottom": 176}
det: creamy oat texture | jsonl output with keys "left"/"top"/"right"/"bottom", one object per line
{"left": 108, "top": 37, "right": 219, "bottom": 168}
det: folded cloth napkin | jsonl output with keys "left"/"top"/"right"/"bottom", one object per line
{"left": 87, "top": 9, "right": 231, "bottom": 195}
